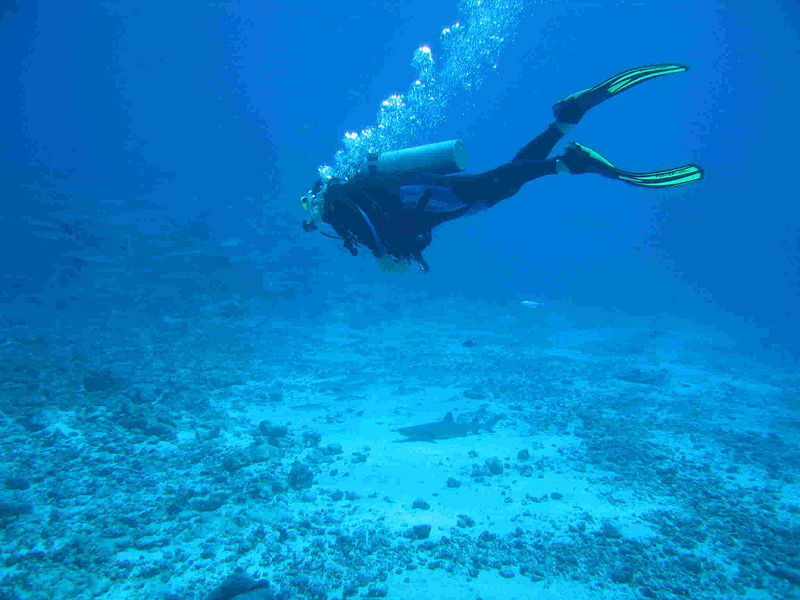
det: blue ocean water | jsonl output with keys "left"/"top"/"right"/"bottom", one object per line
{"left": 1, "top": 1, "right": 799, "bottom": 599}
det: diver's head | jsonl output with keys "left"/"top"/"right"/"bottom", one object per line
{"left": 300, "top": 178, "right": 326, "bottom": 230}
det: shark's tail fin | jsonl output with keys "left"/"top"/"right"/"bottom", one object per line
{"left": 483, "top": 414, "right": 504, "bottom": 432}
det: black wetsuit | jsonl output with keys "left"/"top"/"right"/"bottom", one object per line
{"left": 321, "top": 122, "right": 565, "bottom": 271}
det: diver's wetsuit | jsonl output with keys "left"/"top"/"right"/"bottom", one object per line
{"left": 322, "top": 122, "right": 565, "bottom": 271}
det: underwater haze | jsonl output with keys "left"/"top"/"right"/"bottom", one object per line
{"left": 1, "top": 1, "right": 799, "bottom": 599}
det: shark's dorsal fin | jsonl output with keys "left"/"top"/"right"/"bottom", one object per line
{"left": 443, "top": 411, "right": 454, "bottom": 422}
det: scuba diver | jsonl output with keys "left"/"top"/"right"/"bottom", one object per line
{"left": 300, "top": 64, "right": 704, "bottom": 273}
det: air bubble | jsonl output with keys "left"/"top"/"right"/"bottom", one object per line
{"left": 321, "top": 0, "right": 524, "bottom": 181}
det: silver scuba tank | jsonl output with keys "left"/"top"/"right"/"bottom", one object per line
{"left": 359, "top": 139, "right": 468, "bottom": 179}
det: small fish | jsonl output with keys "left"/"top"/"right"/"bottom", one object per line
{"left": 162, "top": 316, "right": 185, "bottom": 324}
{"left": 520, "top": 300, "right": 544, "bottom": 308}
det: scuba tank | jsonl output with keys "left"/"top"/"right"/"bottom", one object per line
{"left": 358, "top": 139, "right": 468, "bottom": 179}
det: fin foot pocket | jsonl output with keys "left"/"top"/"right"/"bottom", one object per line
{"left": 560, "top": 141, "right": 618, "bottom": 176}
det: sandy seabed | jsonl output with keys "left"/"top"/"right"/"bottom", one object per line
{"left": 1, "top": 291, "right": 798, "bottom": 600}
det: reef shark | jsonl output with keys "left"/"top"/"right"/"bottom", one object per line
{"left": 393, "top": 411, "right": 501, "bottom": 442}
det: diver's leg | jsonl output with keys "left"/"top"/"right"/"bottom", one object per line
{"left": 512, "top": 123, "right": 571, "bottom": 161}
{"left": 446, "top": 158, "right": 559, "bottom": 212}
